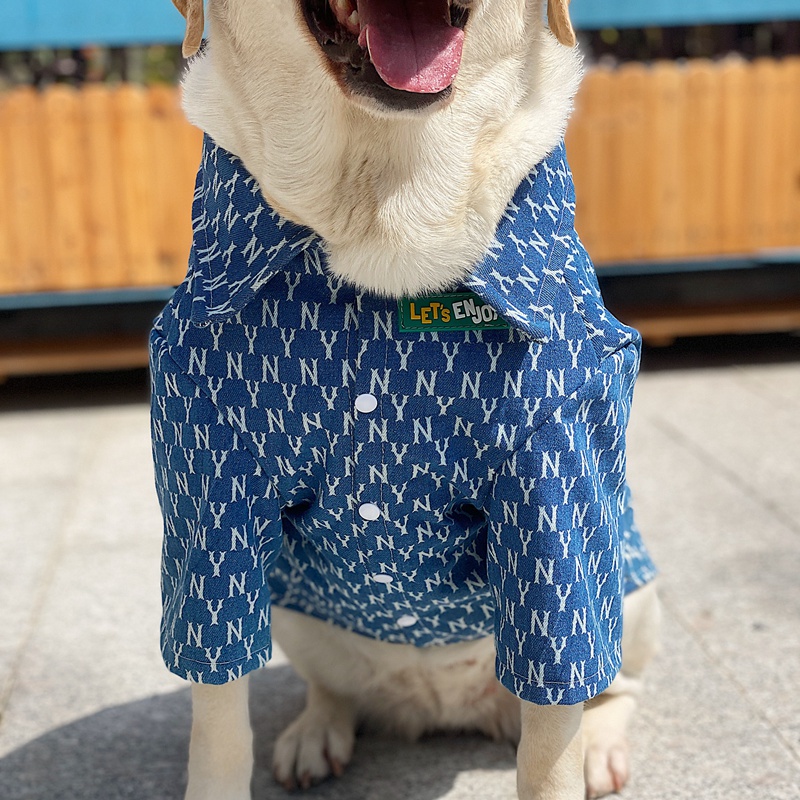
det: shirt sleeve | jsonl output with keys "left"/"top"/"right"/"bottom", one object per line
{"left": 619, "top": 482, "right": 658, "bottom": 594}
{"left": 487, "top": 343, "right": 639, "bottom": 705}
{"left": 150, "top": 334, "right": 283, "bottom": 684}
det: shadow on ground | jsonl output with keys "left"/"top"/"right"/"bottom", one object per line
{"left": 0, "top": 665, "right": 516, "bottom": 800}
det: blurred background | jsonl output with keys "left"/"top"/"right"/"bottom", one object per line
{"left": 0, "top": 0, "right": 800, "bottom": 376}
{"left": 1, "top": 2, "right": 799, "bottom": 800}
{"left": 0, "top": 0, "right": 799, "bottom": 377}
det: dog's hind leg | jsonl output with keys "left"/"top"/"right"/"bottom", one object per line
{"left": 271, "top": 608, "right": 359, "bottom": 789}
{"left": 271, "top": 682, "right": 357, "bottom": 790}
{"left": 582, "top": 580, "right": 661, "bottom": 798}
{"left": 185, "top": 675, "right": 253, "bottom": 800}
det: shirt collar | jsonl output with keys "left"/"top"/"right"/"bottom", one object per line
{"left": 465, "top": 146, "right": 575, "bottom": 341}
{"left": 187, "top": 135, "right": 317, "bottom": 325}
{"left": 188, "top": 135, "right": 577, "bottom": 338}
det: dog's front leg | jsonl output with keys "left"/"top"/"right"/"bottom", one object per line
{"left": 517, "top": 702, "right": 584, "bottom": 800}
{"left": 185, "top": 675, "right": 253, "bottom": 800}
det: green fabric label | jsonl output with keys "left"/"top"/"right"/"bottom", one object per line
{"left": 397, "top": 292, "right": 510, "bottom": 332}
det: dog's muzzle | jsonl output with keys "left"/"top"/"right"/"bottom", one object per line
{"left": 300, "top": 0, "right": 471, "bottom": 111}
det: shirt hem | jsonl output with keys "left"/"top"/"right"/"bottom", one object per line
{"left": 497, "top": 658, "right": 620, "bottom": 706}
{"left": 163, "top": 642, "right": 272, "bottom": 684}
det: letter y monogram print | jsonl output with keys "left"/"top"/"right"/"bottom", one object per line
{"left": 150, "top": 137, "right": 657, "bottom": 702}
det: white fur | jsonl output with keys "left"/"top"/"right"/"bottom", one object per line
{"left": 186, "top": 585, "right": 660, "bottom": 799}
{"left": 175, "top": 2, "right": 660, "bottom": 798}
{"left": 271, "top": 607, "right": 521, "bottom": 744}
{"left": 181, "top": 0, "right": 582, "bottom": 297}
{"left": 186, "top": 676, "right": 253, "bottom": 800}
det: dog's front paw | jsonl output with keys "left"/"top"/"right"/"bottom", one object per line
{"left": 582, "top": 692, "right": 635, "bottom": 798}
{"left": 272, "top": 697, "right": 356, "bottom": 790}
{"left": 583, "top": 736, "right": 629, "bottom": 799}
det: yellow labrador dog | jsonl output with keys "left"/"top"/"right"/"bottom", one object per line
{"left": 161, "top": 1, "right": 661, "bottom": 799}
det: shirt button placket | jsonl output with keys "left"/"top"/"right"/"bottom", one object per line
{"left": 351, "top": 299, "right": 405, "bottom": 623}
{"left": 354, "top": 395, "right": 391, "bottom": 580}
{"left": 354, "top": 390, "right": 382, "bottom": 529}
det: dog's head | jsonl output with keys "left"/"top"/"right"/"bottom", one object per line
{"left": 172, "top": 0, "right": 575, "bottom": 114}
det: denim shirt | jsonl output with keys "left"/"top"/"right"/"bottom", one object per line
{"left": 150, "top": 137, "right": 656, "bottom": 704}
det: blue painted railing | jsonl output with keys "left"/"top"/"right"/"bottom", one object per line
{"left": 1, "top": 1, "right": 184, "bottom": 50}
{"left": 573, "top": 0, "right": 800, "bottom": 29}
{"left": 2, "top": 0, "right": 800, "bottom": 50}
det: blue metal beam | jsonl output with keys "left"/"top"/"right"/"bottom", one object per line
{"left": 572, "top": 0, "right": 800, "bottom": 29}
{"left": 1, "top": 0, "right": 800, "bottom": 50}
{"left": 0, "top": 287, "right": 175, "bottom": 310}
{"left": 0, "top": 1, "right": 185, "bottom": 50}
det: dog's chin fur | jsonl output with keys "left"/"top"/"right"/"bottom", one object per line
{"left": 181, "top": 0, "right": 583, "bottom": 298}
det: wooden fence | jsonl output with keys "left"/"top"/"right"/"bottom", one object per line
{"left": 566, "top": 56, "right": 800, "bottom": 263}
{"left": 0, "top": 83, "right": 201, "bottom": 294}
{"left": 0, "top": 56, "right": 799, "bottom": 295}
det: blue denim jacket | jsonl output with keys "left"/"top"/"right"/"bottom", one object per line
{"left": 150, "top": 137, "right": 656, "bottom": 704}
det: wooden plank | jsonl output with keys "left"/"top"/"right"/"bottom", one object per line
{"left": 113, "top": 84, "right": 159, "bottom": 286}
{"left": 718, "top": 58, "right": 753, "bottom": 256}
{"left": 750, "top": 59, "right": 782, "bottom": 251}
{"left": 772, "top": 57, "right": 800, "bottom": 249}
{"left": 0, "top": 92, "right": 12, "bottom": 292}
{"left": 82, "top": 84, "right": 126, "bottom": 289}
{"left": 621, "top": 300, "right": 800, "bottom": 344}
{"left": 148, "top": 84, "right": 195, "bottom": 286}
{"left": 2, "top": 87, "right": 51, "bottom": 293}
{"left": 42, "top": 85, "right": 91, "bottom": 290}
{"left": 564, "top": 81, "right": 592, "bottom": 254}
{"left": 569, "top": 67, "right": 616, "bottom": 263}
{"left": 683, "top": 61, "right": 722, "bottom": 257}
{"left": 612, "top": 62, "right": 650, "bottom": 261}
{"left": 596, "top": 67, "right": 627, "bottom": 263}
{"left": 0, "top": 335, "right": 149, "bottom": 378}
{"left": 788, "top": 57, "right": 800, "bottom": 250}
{"left": 641, "top": 62, "right": 687, "bottom": 259}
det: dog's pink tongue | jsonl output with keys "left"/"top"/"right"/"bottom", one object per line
{"left": 357, "top": 0, "right": 464, "bottom": 93}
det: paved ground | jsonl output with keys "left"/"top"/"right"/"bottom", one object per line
{"left": 1, "top": 334, "right": 799, "bottom": 800}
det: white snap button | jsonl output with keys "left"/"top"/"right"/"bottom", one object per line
{"left": 397, "top": 614, "right": 418, "bottom": 628}
{"left": 355, "top": 393, "right": 378, "bottom": 413}
{"left": 373, "top": 574, "right": 394, "bottom": 584}
{"left": 358, "top": 502, "right": 381, "bottom": 521}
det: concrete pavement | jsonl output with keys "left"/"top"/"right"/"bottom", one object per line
{"left": 1, "top": 334, "right": 799, "bottom": 799}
